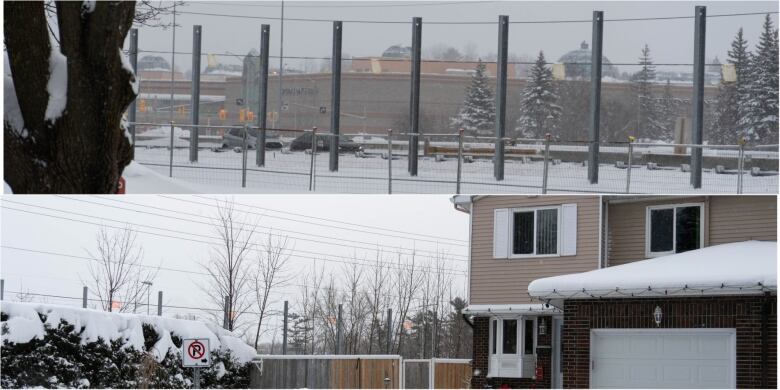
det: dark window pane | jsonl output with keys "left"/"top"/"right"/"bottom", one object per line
{"left": 524, "top": 319, "right": 534, "bottom": 355}
{"left": 536, "top": 209, "right": 558, "bottom": 255}
{"left": 513, "top": 212, "right": 534, "bottom": 255}
{"left": 676, "top": 206, "right": 701, "bottom": 253}
{"left": 650, "top": 208, "right": 674, "bottom": 252}
{"left": 502, "top": 319, "right": 517, "bottom": 354}
{"left": 491, "top": 319, "right": 497, "bottom": 354}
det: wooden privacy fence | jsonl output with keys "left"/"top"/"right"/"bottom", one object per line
{"left": 250, "top": 355, "right": 471, "bottom": 389}
{"left": 250, "top": 355, "right": 402, "bottom": 389}
{"left": 404, "top": 358, "right": 471, "bottom": 389}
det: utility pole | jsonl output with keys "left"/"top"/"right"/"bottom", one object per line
{"left": 82, "top": 286, "right": 88, "bottom": 308}
{"left": 282, "top": 300, "right": 289, "bottom": 355}
{"left": 588, "top": 10, "right": 604, "bottom": 184}
{"left": 386, "top": 308, "right": 392, "bottom": 354}
{"left": 336, "top": 303, "right": 343, "bottom": 354}
{"left": 277, "top": 0, "right": 285, "bottom": 129}
{"left": 494, "top": 15, "right": 509, "bottom": 181}
{"left": 691, "top": 5, "right": 706, "bottom": 189}
{"left": 169, "top": 2, "right": 176, "bottom": 125}
{"left": 157, "top": 291, "right": 163, "bottom": 316}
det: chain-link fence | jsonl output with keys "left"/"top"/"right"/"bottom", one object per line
{"left": 130, "top": 122, "right": 778, "bottom": 194}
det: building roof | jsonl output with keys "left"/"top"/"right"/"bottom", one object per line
{"left": 463, "top": 303, "right": 561, "bottom": 317}
{"left": 557, "top": 41, "right": 620, "bottom": 79}
{"left": 528, "top": 241, "right": 777, "bottom": 300}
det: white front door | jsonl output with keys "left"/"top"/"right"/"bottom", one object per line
{"left": 590, "top": 329, "right": 736, "bottom": 389}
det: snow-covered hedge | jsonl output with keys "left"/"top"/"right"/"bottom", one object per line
{"left": 1, "top": 302, "right": 255, "bottom": 388}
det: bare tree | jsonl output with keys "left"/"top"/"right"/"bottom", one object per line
{"left": 201, "top": 200, "right": 256, "bottom": 332}
{"left": 253, "top": 232, "right": 293, "bottom": 350}
{"left": 393, "top": 251, "right": 423, "bottom": 355}
{"left": 84, "top": 225, "right": 157, "bottom": 312}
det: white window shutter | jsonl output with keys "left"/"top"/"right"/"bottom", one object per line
{"left": 561, "top": 203, "right": 577, "bottom": 256}
{"left": 493, "top": 208, "right": 510, "bottom": 259}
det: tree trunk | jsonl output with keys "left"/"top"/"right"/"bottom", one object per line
{"left": 4, "top": 1, "right": 137, "bottom": 193}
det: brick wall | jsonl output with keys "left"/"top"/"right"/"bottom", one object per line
{"left": 471, "top": 316, "right": 553, "bottom": 389}
{"left": 562, "top": 295, "right": 777, "bottom": 389}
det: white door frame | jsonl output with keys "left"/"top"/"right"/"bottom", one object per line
{"left": 589, "top": 328, "right": 737, "bottom": 389}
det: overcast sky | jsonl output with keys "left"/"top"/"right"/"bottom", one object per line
{"left": 132, "top": 0, "right": 778, "bottom": 74}
{"left": 0, "top": 195, "right": 469, "bottom": 341}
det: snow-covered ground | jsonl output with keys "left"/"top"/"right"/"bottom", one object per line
{"left": 0, "top": 301, "right": 256, "bottom": 363}
{"left": 132, "top": 147, "right": 779, "bottom": 194}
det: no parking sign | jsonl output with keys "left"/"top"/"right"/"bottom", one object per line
{"left": 182, "top": 338, "right": 211, "bottom": 367}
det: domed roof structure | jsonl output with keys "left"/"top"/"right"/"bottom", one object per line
{"left": 382, "top": 45, "right": 412, "bottom": 59}
{"left": 557, "top": 41, "right": 620, "bottom": 80}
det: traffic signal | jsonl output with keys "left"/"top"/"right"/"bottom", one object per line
{"left": 218, "top": 109, "right": 227, "bottom": 120}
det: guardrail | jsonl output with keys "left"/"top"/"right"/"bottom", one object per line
{"left": 130, "top": 121, "right": 779, "bottom": 194}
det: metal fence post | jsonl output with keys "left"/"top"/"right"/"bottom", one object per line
{"left": 309, "top": 127, "right": 317, "bottom": 192}
{"left": 588, "top": 11, "right": 604, "bottom": 184}
{"left": 456, "top": 128, "right": 464, "bottom": 194}
{"left": 690, "top": 5, "right": 707, "bottom": 189}
{"left": 542, "top": 133, "right": 551, "bottom": 194}
{"left": 189, "top": 25, "right": 202, "bottom": 163}
{"left": 242, "top": 124, "right": 248, "bottom": 188}
{"left": 626, "top": 136, "right": 635, "bottom": 194}
{"left": 128, "top": 28, "right": 138, "bottom": 144}
{"left": 408, "top": 17, "right": 422, "bottom": 176}
{"left": 257, "top": 24, "right": 270, "bottom": 167}
{"left": 282, "top": 300, "right": 289, "bottom": 355}
{"left": 494, "top": 15, "right": 509, "bottom": 181}
{"left": 157, "top": 291, "right": 162, "bottom": 316}
{"left": 388, "top": 129, "right": 393, "bottom": 194}
{"left": 168, "top": 121, "right": 175, "bottom": 177}
{"left": 329, "top": 21, "right": 343, "bottom": 172}
{"left": 737, "top": 138, "right": 745, "bottom": 194}
{"left": 82, "top": 286, "right": 88, "bottom": 308}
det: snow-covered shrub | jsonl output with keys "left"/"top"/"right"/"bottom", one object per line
{"left": 1, "top": 302, "right": 253, "bottom": 388}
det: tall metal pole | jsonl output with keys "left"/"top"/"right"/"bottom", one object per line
{"left": 336, "top": 303, "right": 343, "bottom": 354}
{"left": 82, "top": 286, "right": 88, "bottom": 308}
{"left": 329, "top": 21, "right": 343, "bottom": 172}
{"left": 128, "top": 28, "right": 138, "bottom": 144}
{"left": 588, "top": 11, "right": 604, "bottom": 184}
{"left": 157, "top": 291, "right": 163, "bottom": 315}
{"left": 408, "top": 17, "right": 422, "bottom": 176}
{"left": 169, "top": 3, "right": 176, "bottom": 125}
{"left": 257, "top": 24, "right": 270, "bottom": 166}
{"left": 0, "top": 279, "right": 3, "bottom": 301}
{"left": 189, "top": 25, "right": 202, "bottom": 163}
{"left": 494, "top": 15, "right": 508, "bottom": 181}
{"left": 277, "top": 0, "right": 285, "bottom": 129}
{"left": 386, "top": 308, "right": 392, "bottom": 354}
{"left": 282, "top": 300, "right": 289, "bottom": 355}
{"left": 691, "top": 6, "right": 706, "bottom": 189}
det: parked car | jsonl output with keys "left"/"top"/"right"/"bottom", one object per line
{"left": 288, "top": 132, "right": 363, "bottom": 152}
{"left": 220, "top": 127, "right": 283, "bottom": 150}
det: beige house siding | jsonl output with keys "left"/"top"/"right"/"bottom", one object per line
{"left": 469, "top": 196, "right": 600, "bottom": 305}
{"left": 607, "top": 196, "right": 776, "bottom": 266}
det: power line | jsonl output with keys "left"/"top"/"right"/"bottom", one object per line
{"left": 1, "top": 204, "right": 467, "bottom": 276}
{"left": 174, "top": 9, "right": 777, "bottom": 25}
{"left": 193, "top": 1, "right": 497, "bottom": 8}
{"left": 56, "top": 195, "right": 468, "bottom": 260}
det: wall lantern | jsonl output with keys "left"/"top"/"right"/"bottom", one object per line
{"left": 653, "top": 306, "right": 663, "bottom": 327}
{"left": 538, "top": 318, "right": 547, "bottom": 335}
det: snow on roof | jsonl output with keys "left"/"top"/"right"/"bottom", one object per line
{"left": 0, "top": 302, "right": 256, "bottom": 363}
{"left": 463, "top": 303, "right": 561, "bottom": 317}
{"left": 528, "top": 241, "right": 777, "bottom": 300}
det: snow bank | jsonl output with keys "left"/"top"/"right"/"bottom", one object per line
{"left": 123, "top": 161, "right": 199, "bottom": 194}
{"left": 528, "top": 241, "right": 777, "bottom": 299}
{"left": 44, "top": 37, "right": 68, "bottom": 122}
{"left": 1, "top": 302, "right": 256, "bottom": 363}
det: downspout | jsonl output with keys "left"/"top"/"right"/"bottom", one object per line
{"left": 761, "top": 292, "right": 769, "bottom": 388}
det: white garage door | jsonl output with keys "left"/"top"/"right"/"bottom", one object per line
{"left": 591, "top": 329, "right": 736, "bottom": 389}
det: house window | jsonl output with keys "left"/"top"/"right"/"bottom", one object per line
{"left": 646, "top": 203, "right": 703, "bottom": 256}
{"left": 488, "top": 317, "right": 537, "bottom": 378}
{"left": 512, "top": 207, "right": 560, "bottom": 257}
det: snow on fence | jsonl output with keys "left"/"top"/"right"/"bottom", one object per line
{"left": 130, "top": 122, "right": 779, "bottom": 194}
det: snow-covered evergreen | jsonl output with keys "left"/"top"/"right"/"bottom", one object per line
{"left": 739, "top": 15, "right": 779, "bottom": 143}
{"left": 516, "top": 51, "right": 561, "bottom": 138}
{"left": 631, "top": 44, "right": 667, "bottom": 141}
{"left": 450, "top": 60, "right": 496, "bottom": 136}
{"left": 712, "top": 28, "right": 751, "bottom": 144}
{"left": 658, "top": 79, "right": 678, "bottom": 137}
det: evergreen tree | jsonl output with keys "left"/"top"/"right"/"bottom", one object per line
{"left": 450, "top": 60, "right": 496, "bottom": 136}
{"left": 516, "top": 51, "right": 562, "bottom": 138}
{"left": 739, "top": 15, "right": 779, "bottom": 143}
{"left": 712, "top": 28, "right": 752, "bottom": 144}
{"left": 631, "top": 44, "right": 666, "bottom": 140}
{"left": 658, "top": 79, "right": 678, "bottom": 137}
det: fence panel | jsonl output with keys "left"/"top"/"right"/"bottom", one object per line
{"left": 432, "top": 359, "right": 472, "bottom": 389}
{"left": 403, "top": 360, "right": 430, "bottom": 389}
{"left": 251, "top": 355, "right": 401, "bottom": 389}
